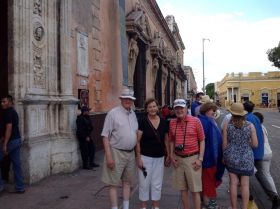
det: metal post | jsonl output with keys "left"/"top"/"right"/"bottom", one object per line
{"left": 202, "top": 38, "right": 210, "bottom": 93}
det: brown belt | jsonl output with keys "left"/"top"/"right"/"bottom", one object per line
{"left": 175, "top": 152, "right": 199, "bottom": 158}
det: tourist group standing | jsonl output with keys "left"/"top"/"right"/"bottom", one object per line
{"left": 100, "top": 87, "right": 280, "bottom": 209}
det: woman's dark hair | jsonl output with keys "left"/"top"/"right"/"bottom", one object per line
{"left": 1, "top": 95, "right": 14, "bottom": 105}
{"left": 253, "top": 112, "right": 264, "bottom": 123}
{"left": 144, "top": 98, "right": 159, "bottom": 110}
{"left": 199, "top": 102, "right": 217, "bottom": 115}
{"left": 243, "top": 101, "right": 255, "bottom": 113}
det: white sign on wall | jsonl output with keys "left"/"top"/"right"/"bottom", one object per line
{"left": 77, "top": 32, "right": 89, "bottom": 76}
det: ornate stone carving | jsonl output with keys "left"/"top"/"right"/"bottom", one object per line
{"left": 128, "top": 34, "right": 139, "bottom": 87}
{"left": 33, "top": 54, "right": 45, "bottom": 86}
{"left": 32, "top": 19, "right": 46, "bottom": 46}
{"left": 152, "top": 57, "right": 159, "bottom": 86}
{"left": 32, "top": 15, "right": 46, "bottom": 89}
{"left": 126, "top": 3, "right": 152, "bottom": 44}
{"left": 151, "top": 32, "right": 166, "bottom": 59}
{"left": 33, "top": 0, "right": 42, "bottom": 16}
{"left": 34, "top": 26, "right": 44, "bottom": 41}
{"left": 162, "top": 66, "right": 168, "bottom": 103}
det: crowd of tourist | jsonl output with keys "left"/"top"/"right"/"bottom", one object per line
{"left": 1, "top": 89, "right": 280, "bottom": 209}
{"left": 99, "top": 88, "right": 280, "bottom": 209}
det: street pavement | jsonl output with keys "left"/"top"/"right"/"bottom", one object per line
{"left": 0, "top": 108, "right": 279, "bottom": 209}
{"left": 0, "top": 151, "right": 239, "bottom": 209}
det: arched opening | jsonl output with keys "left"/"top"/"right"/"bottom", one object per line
{"left": 165, "top": 68, "right": 171, "bottom": 105}
{"left": 133, "top": 40, "right": 146, "bottom": 108}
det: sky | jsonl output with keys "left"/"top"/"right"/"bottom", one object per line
{"left": 156, "top": 0, "right": 280, "bottom": 91}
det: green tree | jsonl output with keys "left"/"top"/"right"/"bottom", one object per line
{"left": 267, "top": 42, "right": 280, "bottom": 69}
{"left": 205, "top": 83, "right": 214, "bottom": 99}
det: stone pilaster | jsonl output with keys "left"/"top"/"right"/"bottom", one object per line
{"left": 161, "top": 65, "right": 168, "bottom": 104}
{"left": 10, "top": 0, "right": 79, "bottom": 184}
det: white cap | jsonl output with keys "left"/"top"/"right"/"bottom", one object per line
{"left": 173, "top": 99, "right": 186, "bottom": 108}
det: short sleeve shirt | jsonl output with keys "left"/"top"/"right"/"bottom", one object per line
{"left": 2, "top": 107, "right": 21, "bottom": 141}
{"left": 101, "top": 106, "right": 138, "bottom": 150}
{"left": 169, "top": 115, "right": 204, "bottom": 155}
{"left": 138, "top": 116, "right": 168, "bottom": 158}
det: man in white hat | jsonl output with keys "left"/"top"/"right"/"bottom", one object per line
{"left": 101, "top": 87, "right": 138, "bottom": 209}
{"left": 169, "top": 99, "right": 205, "bottom": 209}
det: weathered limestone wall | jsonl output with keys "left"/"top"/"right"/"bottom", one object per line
{"left": 11, "top": 0, "right": 79, "bottom": 184}
{"left": 71, "top": 0, "right": 123, "bottom": 113}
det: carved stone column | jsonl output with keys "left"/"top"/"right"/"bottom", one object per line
{"left": 170, "top": 72, "right": 175, "bottom": 102}
{"left": 60, "top": 0, "right": 73, "bottom": 97}
{"left": 59, "top": 0, "right": 77, "bottom": 133}
{"left": 161, "top": 65, "right": 168, "bottom": 104}
{"left": 52, "top": 0, "right": 79, "bottom": 175}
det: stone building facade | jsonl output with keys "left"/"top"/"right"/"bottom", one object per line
{"left": 216, "top": 71, "right": 280, "bottom": 108}
{"left": 0, "top": 0, "right": 186, "bottom": 183}
{"left": 184, "top": 66, "right": 198, "bottom": 100}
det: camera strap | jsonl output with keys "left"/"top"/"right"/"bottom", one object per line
{"left": 175, "top": 119, "right": 187, "bottom": 150}
{"left": 146, "top": 116, "right": 162, "bottom": 145}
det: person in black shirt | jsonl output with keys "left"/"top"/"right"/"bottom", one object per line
{"left": 76, "top": 106, "right": 99, "bottom": 170}
{"left": 136, "top": 98, "right": 170, "bottom": 209}
{"left": 0, "top": 95, "right": 25, "bottom": 193}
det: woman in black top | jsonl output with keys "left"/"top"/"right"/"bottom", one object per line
{"left": 136, "top": 98, "right": 170, "bottom": 209}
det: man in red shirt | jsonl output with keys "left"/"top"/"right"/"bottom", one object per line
{"left": 169, "top": 99, "right": 205, "bottom": 209}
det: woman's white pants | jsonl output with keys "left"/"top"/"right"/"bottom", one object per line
{"left": 138, "top": 155, "right": 164, "bottom": 201}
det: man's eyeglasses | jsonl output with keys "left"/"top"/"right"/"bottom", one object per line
{"left": 142, "top": 167, "right": 147, "bottom": 178}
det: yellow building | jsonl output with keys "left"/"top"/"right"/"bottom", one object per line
{"left": 216, "top": 71, "right": 280, "bottom": 108}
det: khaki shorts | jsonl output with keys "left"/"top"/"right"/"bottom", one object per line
{"left": 101, "top": 148, "right": 136, "bottom": 186}
{"left": 172, "top": 154, "right": 202, "bottom": 192}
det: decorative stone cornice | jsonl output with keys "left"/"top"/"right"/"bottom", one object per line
{"left": 21, "top": 94, "right": 79, "bottom": 105}
{"left": 165, "top": 15, "right": 185, "bottom": 50}
{"left": 148, "top": 0, "right": 179, "bottom": 51}
{"left": 150, "top": 31, "right": 166, "bottom": 60}
{"left": 176, "top": 64, "right": 187, "bottom": 81}
{"left": 126, "top": 2, "right": 152, "bottom": 45}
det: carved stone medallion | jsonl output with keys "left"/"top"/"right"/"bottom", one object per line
{"left": 33, "top": 22, "right": 45, "bottom": 44}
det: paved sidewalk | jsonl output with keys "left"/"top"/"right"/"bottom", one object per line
{"left": 0, "top": 151, "right": 270, "bottom": 209}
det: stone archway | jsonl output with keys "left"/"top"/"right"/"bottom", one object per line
{"left": 133, "top": 39, "right": 147, "bottom": 108}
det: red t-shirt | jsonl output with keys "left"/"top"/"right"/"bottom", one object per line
{"left": 169, "top": 115, "right": 205, "bottom": 155}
